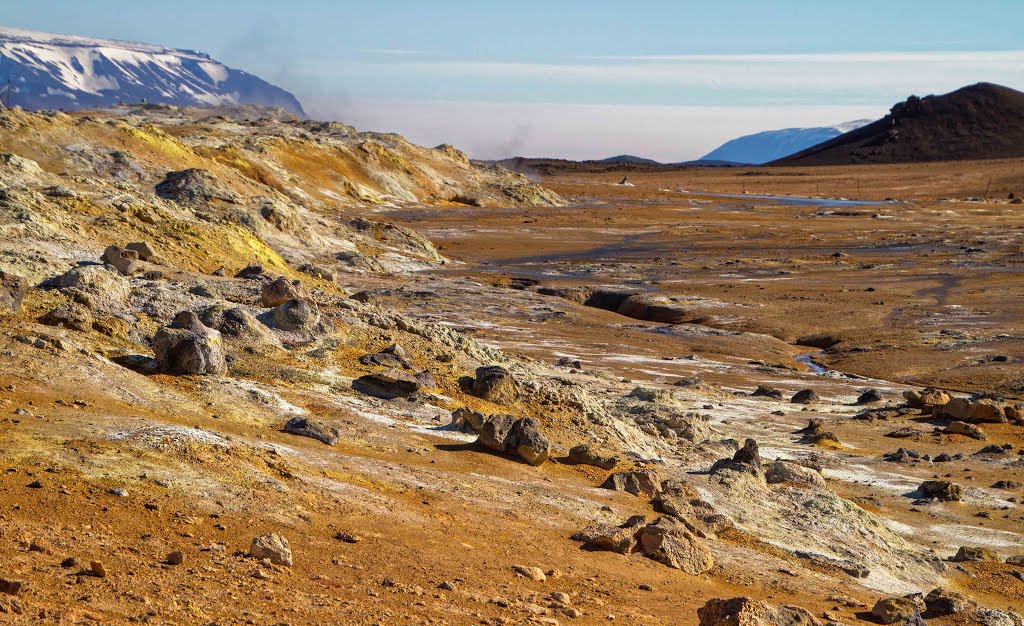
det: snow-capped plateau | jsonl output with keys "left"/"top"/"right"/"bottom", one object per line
{"left": 700, "top": 120, "right": 874, "bottom": 165}
{"left": 0, "top": 26, "right": 305, "bottom": 116}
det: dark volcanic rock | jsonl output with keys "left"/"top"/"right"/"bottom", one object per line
{"left": 751, "top": 385, "right": 784, "bottom": 401}
{"left": 471, "top": 365, "right": 518, "bottom": 404}
{"left": 282, "top": 416, "right": 339, "bottom": 446}
{"left": 352, "top": 369, "right": 422, "bottom": 399}
{"left": 856, "top": 389, "right": 884, "bottom": 404}
{"left": 476, "top": 414, "right": 550, "bottom": 466}
{"left": 711, "top": 438, "right": 764, "bottom": 476}
{"left": 40, "top": 303, "right": 93, "bottom": 331}
{"left": 790, "top": 389, "right": 818, "bottom": 404}
{"left": 152, "top": 311, "right": 228, "bottom": 375}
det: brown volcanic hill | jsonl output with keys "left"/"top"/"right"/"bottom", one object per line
{"left": 774, "top": 82, "right": 1024, "bottom": 165}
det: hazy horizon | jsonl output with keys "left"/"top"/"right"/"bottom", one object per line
{"left": 3, "top": 0, "right": 1024, "bottom": 161}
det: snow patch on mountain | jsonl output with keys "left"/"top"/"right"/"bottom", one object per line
{"left": 701, "top": 120, "right": 874, "bottom": 165}
{"left": 0, "top": 26, "right": 305, "bottom": 116}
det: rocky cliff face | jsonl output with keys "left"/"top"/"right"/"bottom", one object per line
{"left": 0, "top": 26, "right": 306, "bottom": 116}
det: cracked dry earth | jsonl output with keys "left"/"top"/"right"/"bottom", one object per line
{"left": 0, "top": 105, "right": 1023, "bottom": 625}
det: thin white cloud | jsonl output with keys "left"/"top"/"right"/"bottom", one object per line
{"left": 574, "top": 50, "right": 1024, "bottom": 63}
{"left": 341, "top": 50, "right": 1024, "bottom": 101}
{"left": 358, "top": 48, "right": 432, "bottom": 56}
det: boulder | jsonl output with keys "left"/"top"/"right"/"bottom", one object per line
{"left": 636, "top": 516, "right": 714, "bottom": 574}
{"left": 200, "top": 306, "right": 276, "bottom": 347}
{"left": 627, "top": 386, "right": 675, "bottom": 403}
{"left": 261, "top": 276, "right": 309, "bottom": 308}
{"left": 282, "top": 416, "right": 339, "bottom": 446}
{"left": 571, "top": 515, "right": 647, "bottom": 554}
{"left": 450, "top": 407, "right": 486, "bottom": 433}
{"left": 924, "top": 588, "right": 975, "bottom": 616}
{"left": 567, "top": 444, "right": 619, "bottom": 470}
{"left": 950, "top": 546, "right": 998, "bottom": 562}
{"left": 268, "top": 298, "right": 329, "bottom": 334}
{"left": 856, "top": 389, "right": 884, "bottom": 404}
{"left": 125, "top": 242, "right": 157, "bottom": 262}
{"left": 352, "top": 369, "right": 422, "bottom": 399}
{"left": 919, "top": 480, "right": 962, "bottom": 502}
{"left": 967, "top": 398, "right": 1008, "bottom": 424}
{"left": 0, "top": 270, "right": 28, "bottom": 315}
{"left": 601, "top": 469, "right": 661, "bottom": 498}
{"left": 791, "top": 389, "right": 818, "bottom": 404}
{"left": 152, "top": 311, "right": 228, "bottom": 375}
{"left": 249, "top": 533, "right": 292, "bottom": 567}
{"left": 751, "top": 385, "right": 784, "bottom": 401}
{"left": 651, "top": 480, "right": 724, "bottom": 537}
{"left": 905, "top": 388, "right": 951, "bottom": 410}
{"left": 235, "top": 263, "right": 265, "bottom": 280}
{"left": 697, "top": 597, "right": 821, "bottom": 626}
{"left": 100, "top": 245, "right": 143, "bottom": 276}
{"left": 943, "top": 421, "right": 987, "bottom": 440}
{"left": 471, "top": 365, "right": 518, "bottom": 404}
{"left": 506, "top": 417, "right": 550, "bottom": 466}
{"left": 872, "top": 597, "right": 923, "bottom": 625}
{"left": 937, "top": 397, "right": 970, "bottom": 420}
{"left": 477, "top": 413, "right": 517, "bottom": 452}
{"left": 476, "top": 414, "right": 550, "bottom": 465}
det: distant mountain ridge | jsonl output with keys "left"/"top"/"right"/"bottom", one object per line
{"left": 701, "top": 119, "right": 873, "bottom": 165}
{"left": 776, "top": 83, "right": 1024, "bottom": 166}
{"left": 595, "top": 154, "right": 661, "bottom": 165}
{"left": 0, "top": 25, "right": 305, "bottom": 116}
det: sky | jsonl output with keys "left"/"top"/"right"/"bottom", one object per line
{"left": 3, "top": 0, "right": 1024, "bottom": 161}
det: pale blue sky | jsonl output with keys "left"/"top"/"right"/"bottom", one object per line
{"left": 4, "top": 1, "right": 1023, "bottom": 160}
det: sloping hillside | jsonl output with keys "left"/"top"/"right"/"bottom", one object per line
{"left": 775, "top": 83, "right": 1024, "bottom": 165}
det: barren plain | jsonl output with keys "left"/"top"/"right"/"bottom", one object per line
{"left": 0, "top": 106, "right": 1023, "bottom": 625}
